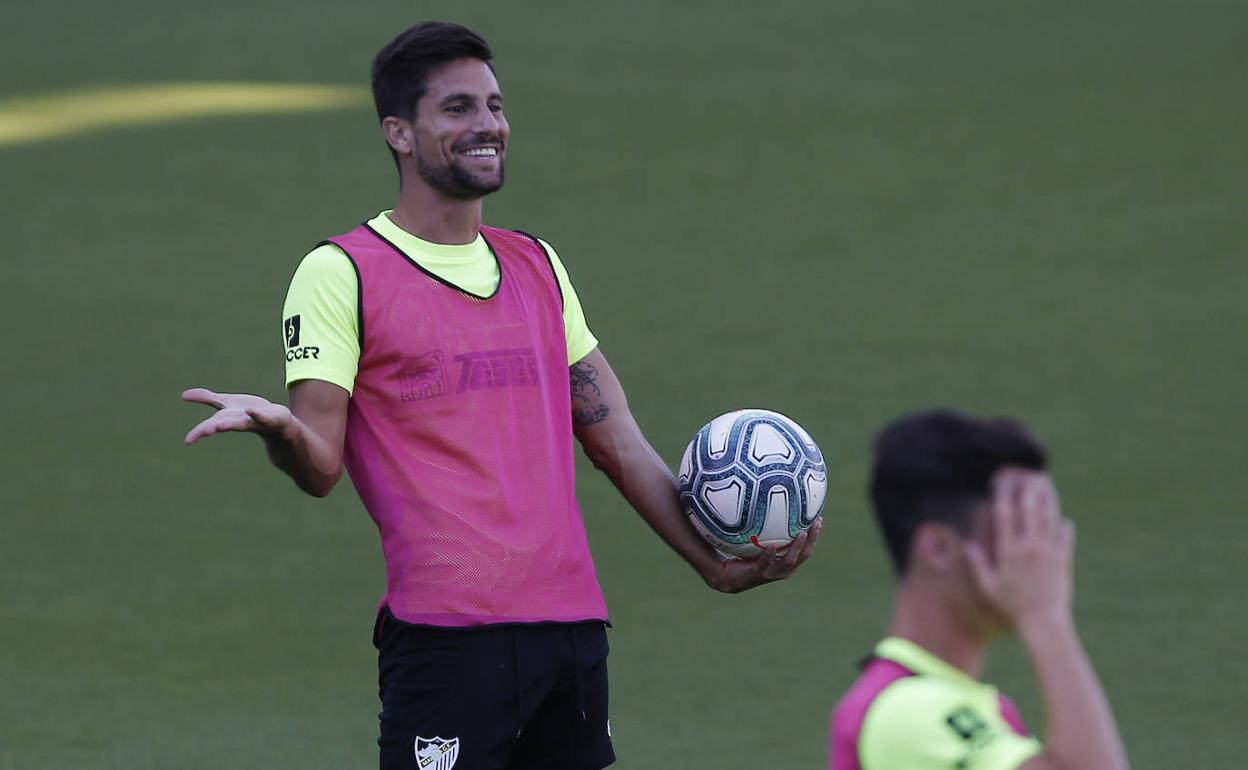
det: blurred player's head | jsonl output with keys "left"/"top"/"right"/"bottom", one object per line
{"left": 869, "top": 409, "right": 1048, "bottom": 576}
{"left": 372, "top": 22, "right": 507, "bottom": 199}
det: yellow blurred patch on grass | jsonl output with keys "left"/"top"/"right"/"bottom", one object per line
{"left": 0, "top": 82, "right": 368, "bottom": 147}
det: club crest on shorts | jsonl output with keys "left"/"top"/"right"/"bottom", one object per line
{"left": 414, "top": 736, "right": 459, "bottom": 770}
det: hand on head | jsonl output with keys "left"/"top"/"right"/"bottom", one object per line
{"left": 963, "top": 469, "right": 1075, "bottom": 628}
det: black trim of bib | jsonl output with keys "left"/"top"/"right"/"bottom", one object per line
{"left": 315, "top": 239, "right": 366, "bottom": 354}
{"left": 515, "top": 230, "right": 564, "bottom": 310}
{"left": 363, "top": 223, "right": 502, "bottom": 301}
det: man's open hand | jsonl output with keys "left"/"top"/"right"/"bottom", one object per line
{"left": 182, "top": 388, "right": 294, "bottom": 445}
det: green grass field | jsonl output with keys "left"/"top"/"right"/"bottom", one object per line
{"left": 3, "top": 1, "right": 1245, "bottom": 767}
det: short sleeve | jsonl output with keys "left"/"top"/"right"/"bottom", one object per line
{"left": 281, "top": 243, "right": 360, "bottom": 394}
{"left": 538, "top": 238, "right": 598, "bottom": 364}
{"left": 858, "top": 678, "right": 1042, "bottom": 770}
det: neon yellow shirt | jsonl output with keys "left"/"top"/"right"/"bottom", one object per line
{"left": 840, "top": 637, "right": 1042, "bottom": 770}
{"left": 282, "top": 212, "right": 598, "bottom": 393}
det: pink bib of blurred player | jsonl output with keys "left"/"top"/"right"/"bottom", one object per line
{"left": 326, "top": 223, "right": 607, "bottom": 626}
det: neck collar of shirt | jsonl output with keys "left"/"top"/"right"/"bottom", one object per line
{"left": 874, "top": 637, "right": 983, "bottom": 688}
{"left": 371, "top": 211, "right": 489, "bottom": 265}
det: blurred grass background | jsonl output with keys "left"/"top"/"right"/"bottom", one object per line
{"left": 2, "top": 1, "right": 1244, "bottom": 767}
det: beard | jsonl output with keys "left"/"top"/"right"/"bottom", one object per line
{"left": 415, "top": 150, "right": 505, "bottom": 200}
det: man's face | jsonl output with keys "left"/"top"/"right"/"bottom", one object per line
{"left": 408, "top": 58, "right": 508, "bottom": 200}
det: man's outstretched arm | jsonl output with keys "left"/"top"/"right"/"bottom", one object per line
{"left": 182, "top": 379, "right": 350, "bottom": 498}
{"left": 570, "top": 348, "right": 820, "bottom": 593}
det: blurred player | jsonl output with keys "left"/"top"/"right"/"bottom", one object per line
{"left": 182, "top": 21, "right": 819, "bottom": 770}
{"left": 830, "top": 409, "right": 1128, "bottom": 770}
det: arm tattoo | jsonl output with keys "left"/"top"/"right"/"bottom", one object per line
{"left": 570, "top": 361, "right": 601, "bottom": 404}
{"left": 570, "top": 361, "right": 610, "bottom": 426}
{"left": 573, "top": 405, "right": 610, "bottom": 426}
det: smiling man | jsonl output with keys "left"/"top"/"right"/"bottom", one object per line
{"left": 182, "top": 22, "right": 819, "bottom": 770}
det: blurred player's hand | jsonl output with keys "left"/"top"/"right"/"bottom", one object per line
{"left": 964, "top": 469, "right": 1075, "bottom": 627}
{"left": 182, "top": 388, "right": 294, "bottom": 445}
{"left": 712, "top": 517, "right": 822, "bottom": 593}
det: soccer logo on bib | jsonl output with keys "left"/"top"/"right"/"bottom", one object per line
{"left": 415, "top": 736, "right": 459, "bottom": 769}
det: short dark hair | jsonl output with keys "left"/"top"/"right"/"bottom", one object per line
{"left": 869, "top": 409, "right": 1048, "bottom": 575}
{"left": 370, "top": 22, "right": 494, "bottom": 122}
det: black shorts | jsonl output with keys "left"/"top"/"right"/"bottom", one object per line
{"left": 374, "top": 608, "right": 615, "bottom": 770}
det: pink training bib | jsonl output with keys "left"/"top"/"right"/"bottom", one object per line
{"left": 829, "top": 656, "right": 1031, "bottom": 769}
{"left": 325, "top": 223, "right": 608, "bottom": 627}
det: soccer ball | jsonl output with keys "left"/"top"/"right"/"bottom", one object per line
{"left": 677, "top": 409, "right": 827, "bottom": 559}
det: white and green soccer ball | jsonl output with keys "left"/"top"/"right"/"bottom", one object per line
{"left": 678, "top": 409, "right": 827, "bottom": 559}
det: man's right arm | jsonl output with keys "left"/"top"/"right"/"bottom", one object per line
{"left": 182, "top": 243, "right": 359, "bottom": 497}
{"left": 182, "top": 380, "right": 349, "bottom": 497}
{"left": 266, "top": 380, "right": 348, "bottom": 496}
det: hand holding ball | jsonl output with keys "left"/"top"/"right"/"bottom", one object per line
{"left": 678, "top": 409, "right": 827, "bottom": 559}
